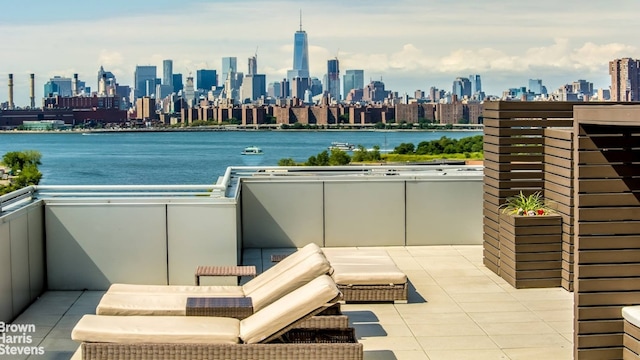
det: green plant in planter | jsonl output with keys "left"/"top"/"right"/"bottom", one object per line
{"left": 500, "top": 191, "right": 555, "bottom": 216}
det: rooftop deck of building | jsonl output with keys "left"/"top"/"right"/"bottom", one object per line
{"left": 9, "top": 245, "right": 573, "bottom": 360}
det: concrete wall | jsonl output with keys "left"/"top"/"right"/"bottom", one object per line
{"left": 45, "top": 200, "right": 238, "bottom": 290}
{"left": 241, "top": 176, "right": 483, "bottom": 247}
{"left": 0, "top": 201, "right": 45, "bottom": 323}
{"left": 241, "top": 182, "right": 324, "bottom": 248}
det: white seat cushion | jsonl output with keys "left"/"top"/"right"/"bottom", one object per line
{"left": 242, "top": 243, "right": 323, "bottom": 295}
{"left": 331, "top": 263, "right": 407, "bottom": 285}
{"left": 322, "top": 248, "right": 407, "bottom": 285}
{"left": 72, "top": 315, "right": 240, "bottom": 344}
{"left": 240, "top": 275, "right": 339, "bottom": 344}
{"left": 249, "top": 253, "right": 331, "bottom": 311}
{"left": 96, "top": 292, "right": 250, "bottom": 316}
{"left": 623, "top": 306, "right": 640, "bottom": 328}
{"left": 108, "top": 283, "right": 244, "bottom": 295}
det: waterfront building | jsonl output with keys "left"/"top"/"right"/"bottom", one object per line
{"left": 134, "top": 65, "right": 157, "bottom": 99}
{"left": 609, "top": 57, "right": 640, "bottom": 101}
{"left": 163, "top": 60, "right": 173, "bottom": 88}
{"left": 327, "top": 58, "right": 340, "bottom": 101}
{"left": 196, "top": 69, "right": 217, "bottom": 91}
{"left": 135, "top": 96, "right": 156, "bottom": 120}
{"left": 343, "top": 70, "right": 364, "bottom": 100}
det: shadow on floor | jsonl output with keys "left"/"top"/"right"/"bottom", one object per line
{"left": 353, "top": 323, "right": 388, "bottom": 338}
{"left": 364, "top": 350, "right": 398, "bottom": 359}
{"left": 407, "top": 279, "right": 426, "bottom": 303}
{"left": 343, "top": 310, "right": 379, "bottom": 323}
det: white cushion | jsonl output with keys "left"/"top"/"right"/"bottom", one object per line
{"left": 249, "top": 253, "right": 331, "bottom": 311}
{"left": 242, "top": 243, "right": 323, "bottom": 295}
{"left": 72, "top": 315, "right": 240, "bottom": 344}
{"left": 331, "top": 263, "right": 407, "bottom": 285}
{"left": 240, "top": 275, "right": 339, "bottom": 344}
{"left": 108, "top": 283, "right": 244, "bottom": 295}
{"left": 623, "top": 306, "right": 640, "bottom": 328}
{"left": 322, "top": 248, "right": 407, "bottom": 285}
{"left": 97, "top": 293, "right": 195, "bottom": 316}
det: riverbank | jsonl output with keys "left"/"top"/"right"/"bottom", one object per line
{"left": 0, "top": 127, "right": 484, "bottom": 134}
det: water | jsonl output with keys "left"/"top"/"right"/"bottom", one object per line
{"left": 0, "top": 130, "right": 482, "bottom": 185}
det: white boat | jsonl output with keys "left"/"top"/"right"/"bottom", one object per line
{"left": 241, "top": 146, "right": 264, "bottom": 155}
{"left": 328, "top": 142, "right": 355, "bottom": 151}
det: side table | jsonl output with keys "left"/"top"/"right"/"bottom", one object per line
{"left": 194, "top": 265, "right": 257, "bottom": 285}
{"left": 185, "top": 297, "right": 253, "bottom": 319}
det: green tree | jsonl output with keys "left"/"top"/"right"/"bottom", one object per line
{"left": 316, "top": 150, "right": 330, "bottom": 166}
{"left": 328, "top": 149, "right": 351, "bottom": 165}
{"left": 3, "top": 150, "right": 42, "bottom": 174}
{"left": 278, "top": 158, "right": 297, "bottom": 166}
{"left": 1, "top": 150, "right": 43, "bottom": 194}
{"left": 394, "top": 143, "right": 415, "bottom": 154}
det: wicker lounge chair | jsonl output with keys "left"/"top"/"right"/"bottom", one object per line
{"left": 72, "top": 275, "right": 363, "bottom": 360}
{"left": 97, "top": 242, "right": 330, "bottom": 312}
{"left": 322, "top": 248, "right": 408, "bottom": 303}
{"left": 97, "top": 252, "right": 334, "bottom": 316}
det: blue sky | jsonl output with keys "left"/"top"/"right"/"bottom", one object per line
{"left": 1, "top": 0, "right": 640, "bottom": 105}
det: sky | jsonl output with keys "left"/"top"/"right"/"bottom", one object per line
{"left": 1, "top": 0, "right": 640, "bottom": 106}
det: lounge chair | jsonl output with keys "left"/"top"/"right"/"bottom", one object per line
{"left": 322, "top": 248, "right": 408, "bottom": 303}
{"left": 97, "top": 251, "right": 332, "bottom": 316}
{"left": 72, "top": 275, "right": 363, "bottom": 360}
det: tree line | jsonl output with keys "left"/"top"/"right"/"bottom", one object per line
{"left": 392, "top": 135, "right": 483, "bottom": 155}
{"left": 0, "top": 150, "right": 43, "bottom": 195}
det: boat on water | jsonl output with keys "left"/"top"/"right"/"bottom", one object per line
{"left": 328, "top": 142, "right": 355, "bottom": 151}
{"left": 241, "top": 146, "right": 264, "bottom": 155}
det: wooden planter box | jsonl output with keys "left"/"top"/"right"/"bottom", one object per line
{"left": 499, "top": 213, "right": 562, "bottom": 289}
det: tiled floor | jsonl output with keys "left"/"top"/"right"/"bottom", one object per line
{"left": 6, "top": 245, "right": 573, "bottom": 359}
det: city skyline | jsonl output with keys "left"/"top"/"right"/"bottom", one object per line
{"left": 2, "top": 0, "right": 640, "bottom": 105}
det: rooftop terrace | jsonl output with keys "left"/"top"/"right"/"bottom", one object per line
{"left": 10, "top": 245, "right": 573, "bottom": 360}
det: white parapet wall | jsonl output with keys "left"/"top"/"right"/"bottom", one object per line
{"left": 240, "top": 166, "right": 484, "bottom": 248}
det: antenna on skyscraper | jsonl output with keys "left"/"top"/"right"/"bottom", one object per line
{"left": 299, "top": 9, "right": 302, "bottom": 31}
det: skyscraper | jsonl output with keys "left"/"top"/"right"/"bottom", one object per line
{"left": 163, "top": 60, "right": 173, "bottom": 88}
{"left": 287, "top": 12, "right": 310, "bottom": 82}
{"left": 528, "top": 79, "right": 543, "bottom": 95}
{"left": 172, "top": 73, "right": 183, "bottom": 93}
{"left": 248, "top": 56, "right": 257, "bottom": 75}
{"left": 326, "top": 58, "right": 340, "bottom": 101}
{"left": 609, "top": 58, "right": 640, "bottom": 101}
{"left": 469, "top": 74, "right": 482, "bottom": 95}
{"left": 134, "top": 65, "right": 157, "bottom": 98}
{"left": 343, "top": 70, "right": 364, "bottom": 99}
{"left": 196, "top": 69, "right": 217, "bottom": 91}
{"left": 452, "top": 77, "right": 472, "bottom": 99}
{"left": 222, "top": 57, "right": 237, "bottom": 84}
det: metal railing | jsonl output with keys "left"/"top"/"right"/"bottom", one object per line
{"left": 0, "top": 185, "right": 36, "bottom": 214}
